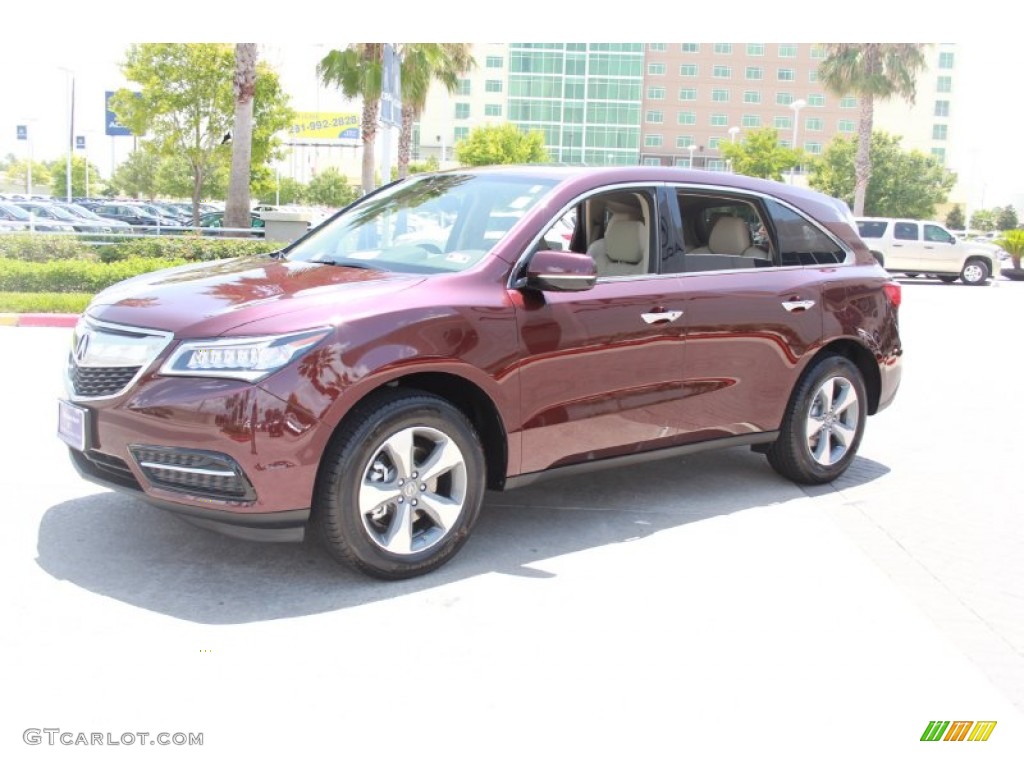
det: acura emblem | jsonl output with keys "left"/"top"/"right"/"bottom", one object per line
{"left": 74, "top": 332, "right": 91, "bottom": 363}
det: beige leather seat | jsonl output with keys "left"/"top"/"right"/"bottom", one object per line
{"left": 687, "top": 215, "right": 769, "bottom": 270}
{"left": 587, "top": 213, "right": 647, "bottom": 277}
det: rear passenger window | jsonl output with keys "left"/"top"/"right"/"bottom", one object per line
{"left": 668, "top": 191, "right": 773, "bottom": 273}
{"left": 894, "top": 222, "right": 918, "bottom": 240}
{"left": 764, "top": 200, "right": 847, "bottom": 265}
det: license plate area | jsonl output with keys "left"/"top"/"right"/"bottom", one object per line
{"left": 57, "top": 400, "right": 90, "bottom": 452}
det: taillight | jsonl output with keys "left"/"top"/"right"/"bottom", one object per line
{"left": 883, "top": 282, "right": 901, "bottom": 308}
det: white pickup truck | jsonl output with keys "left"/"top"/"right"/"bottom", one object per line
{"left": 856, "top": 217, "right": 1003, "bottom": 285}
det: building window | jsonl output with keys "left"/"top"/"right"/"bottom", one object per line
{"left": 776, "top": 92, "right": 793, "bottom": 106}
{"left": 939, "top": 52, "right": 954, "bottom": 69}
{"left": 454, "top": 103, "right": 470, "bottom": 120}
{"left": 713, "top": 65, "right": 732, "bottom": 78}
{"left": 937, "top": 76, "right": 952, "bottom": 93}
{"left": 708, "top": 137, "right": 721, "bottom": 149}
{"left": 681, "top": 43, "right": 700, "bottom": 53}
{"left": 807, "top": 93, "right": 825, "bottom": 107}
{"left": 648, "top": 86, "right": 666, "bottom": 100}
{"left": 674, "top": 157, "right": 693, "bottom": 167}
{"left": 714, "top": 43, "right": 733, "bottom": 55}
{"left": 931, "top": 147, "right": 946, "bottom": 162}
{"left": 680, "top": 64, "right": 698, "bottom": 77}
{"left": 484, "top": 103, "right": 502, "bottom": 117}
{"left": 779, "top": 139, "right": 791, "bottom": 148}
{"left": 778, "top": 44, "right": 798, "bottom": 58}
{"left": 806, "top": 117, "right": 824, "bottom": 131}
{"left": 838, "top": 119, "right": 855, "bottom": 132}
{"left": 676, "top": 135, "right": 695, "bottom": 148}
{"left": 808, "top": 70, "right": 819, "bottom": 83}
{"left": 456, "top": 78, "right": 471, "bottom": 95}
{"left": 453, "top": 126, "right": 469, "bottom": 141}
{"left": 932, "top": 124, "right": 948, "bottom": 140}
{"left": 747, "top": 44, "right": 764, "bottom": 56}
{"left": 648, "top": 62, "right": 666, "bottom": 76}
{"left": 774, "top": 116, "right": 792, "bottom": 130}
{"left": 804, "top": 141, "right": 822, "bottom": 155}
{"left": 710, "top": 113, "right": 728, "bottom": 127}
{"left": 642, "top": 157, "right": 662, "bottom": 166}
{"left": 743, "top": 90, "right": 761, "bottom": 104}
{"left": 646, "top": 110, "right": 664, "bottom": 124}
{"left": 810, "top": 45, "right": 826, "bottom": 59}
{"left": 644, "top": 134, "right": 663, "bottom": 147}
{"left": 840, "top": 96, "right": 857, "bottom": 109}
{"left": 707, "top": 159, "right": 727, "bottom": 171}
{"left": 648, "top": 43, "right": 667, "bottom": 52}
{"left": 746, "top": 66, "right": 763, "bottom": 80}
{"left": 486, "top": 56, "right": 503, "bottom": 68}
{"left": 934, "top": 100, "right": 950, "bottom": 117}
{"left": 742, "top": 114, "right": 762, "bottom": 128}
{"left": 678, "top": 88, "right": 696, "bottom": 101}
{"left": 777, "top": 68, "right": 795, "bottom": 81}
{"left": 712, "top": 88, "right": 730, "bottom": 102}
{"left": 485, "top": 80, "right": 503, "bottom": 93}
{"left": 677, "top": 111, "right": 697, "bottom": 125}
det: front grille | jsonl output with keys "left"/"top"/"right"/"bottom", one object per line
{"left": 70, "top": 363, "right": 141, "bottom": 398}
{"left": 129, "top": 446, "right": 255, "bottom": 502}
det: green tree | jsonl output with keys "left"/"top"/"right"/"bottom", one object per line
{"left": 809, "top": 132, "right": 956, "bottom": 219}
{"left": 945, "top": 204, "right": 965, "bottom": 230}
{"left": 969, "top": 209, "right": 997, "bottom": 231}
{"left": 110, "top": 43, "right": 292, "bottom": 223}
{"left": 273, "top": 176, "right": 308, "bottom": 206}
{"left": 996, "top": 230, "right": 1024, "bottom": 270}
{"left": 306, "top": 168, "right": 358, "bottom": 207}
{"left": 47, "top": 155, "right": 103, "bottom": 199}
{"left": 397, "top": 44, "right": 474, "bottom": 179}
{"left": 4, "top": 159, "right": 52, "bottom": 193}
{"left": 718, "top": 128, "right": 804, "bottom": 181}
{"left": 225, "top": 43, "right": 258, "bottom": 233}
{"left": 318, "top": 44, "right": 384, "bottom": 195}
{"left": 110, "top": 147, "right": 161, "bottom": 199}
{"left": 817, "top": 44, "right": 928, "bottom": 216}
{"left": 996, "top": 205, "right": 1019, "bottom": 231}
{"left": 455, "top": 123, "right": 550, "bottom": 166}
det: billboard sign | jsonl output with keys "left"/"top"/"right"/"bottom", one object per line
{"left": 17, "top": 125, "right": 28, "bottom": 141}
{"left": 287, "top": 112, "right": 361, "bottom": 141}
{"left": 75, "top": 135, "right": 86, "bottom": 150}
{"left": 105, "top": 90, "right": 138, "bottom": 136}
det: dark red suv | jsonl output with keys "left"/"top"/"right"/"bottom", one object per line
{"left": 58, "top": 166, "right": 902, "bottom": 579}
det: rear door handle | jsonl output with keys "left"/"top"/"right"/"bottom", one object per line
{"left": 781, "top": 300, "right": 815, "bottom": 312}
{"left": 641, "top": 310, "right": 683, "bottom": 324}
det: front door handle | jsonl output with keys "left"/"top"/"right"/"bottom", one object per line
{"left": 641, "top": 310, "right": 683, "bottom": 324}
{"left": 781, "top": 300, "right": 816, "bottom": 312}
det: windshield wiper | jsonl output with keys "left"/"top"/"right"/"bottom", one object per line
{"left": 309, "top": 258, "right": 378, "bottom": 269}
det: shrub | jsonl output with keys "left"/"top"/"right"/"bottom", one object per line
{"left": 0, "top": 292, "right": 93, "bottom": 313}
{"left": 0, "top": 235, "right": 98, "bottom": 263}
{"left": 0, "top": 234, "right": 282, "bottom": 265}
{"left": 0, "top": 256, "right": 190, "bottom": 293}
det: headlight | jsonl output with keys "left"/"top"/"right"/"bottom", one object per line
{"left": 160, "top": 328, "right": 331, "bottom": 382}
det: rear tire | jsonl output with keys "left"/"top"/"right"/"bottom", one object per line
{"left": 767, "top": 356, "right": 867, "bottom": 485}
{"left": 313, "top": 389, "right": 485, "bottom": 580}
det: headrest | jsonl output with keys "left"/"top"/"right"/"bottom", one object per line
{"left": 708, "top": 216, "right": 752, "bottom": 255}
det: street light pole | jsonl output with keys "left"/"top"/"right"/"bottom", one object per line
{"left": 727, "top": 126, "right": 740, "bottom": 172}
{"left": 687, "top": 143, "right": 696, "bottom": 169}
{"left": 789, "top": 99, "right": 806, "bottom": 184}
{"left": 59, "top": 67, "right": 76, "bottom": 202}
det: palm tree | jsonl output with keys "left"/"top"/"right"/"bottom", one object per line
{"left": 318, "top": 44, "right": 384, "bottom": 195}
{"left": 817, "top": 44, "right": 927, "bottom": 216}
{"left": 397, "top": 44, "right": 474, "bottom": 178}
{"left": 225, "top": 43, "right": 258, "bottom": 232}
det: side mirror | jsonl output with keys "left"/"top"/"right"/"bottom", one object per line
{"left": 949, "top": 235, "right": 957, "bottom": 244}
{"left": 524, "top": 249, "right": 597, "bottom": 292}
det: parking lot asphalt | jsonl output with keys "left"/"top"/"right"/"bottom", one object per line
{"left": 2, "top": 278, "right": 1022, "bottom": 767}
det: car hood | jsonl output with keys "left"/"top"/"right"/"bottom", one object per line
{"left": 86, "top": 255, "right": 426, "bottom": 337}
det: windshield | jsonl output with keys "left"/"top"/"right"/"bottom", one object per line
{"left": 0, "top": 204, "right": 31, "bottom": 221}
{"left": 287, "top": 172, "right": 557, "bottom": 274}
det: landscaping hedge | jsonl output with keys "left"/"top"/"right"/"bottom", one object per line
{"left": 0, "top": 256, "right": 190, "bottom": 293}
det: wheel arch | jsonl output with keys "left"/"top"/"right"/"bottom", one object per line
{"left": 320, "top": 372, "right": 509, "bottom": 493}
{"left": 803, "top": 340, "right": 882, "bottom": 415}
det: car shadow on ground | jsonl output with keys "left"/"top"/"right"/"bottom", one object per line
{"left": 35, "top": 446, "right": 889, "bottom": 625}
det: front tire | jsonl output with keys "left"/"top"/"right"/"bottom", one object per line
{"left": 767, "top": 356, "right": 867, "bottom": 485}
{"left": 313, "top": 390, "right": 486, "bottom": 579}
{"left": 960, "top": 259, "right": 989, "bottom": 285}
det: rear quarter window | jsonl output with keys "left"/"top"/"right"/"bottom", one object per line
{"left": 857, "top": 220, "right": 888, "bottom": 238}
{"left": 766, "top": 200, "right": 847, "bottom": 265}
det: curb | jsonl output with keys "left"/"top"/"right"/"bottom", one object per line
{"left": 0, "top": 313, "right": 80, "bottom": 328}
